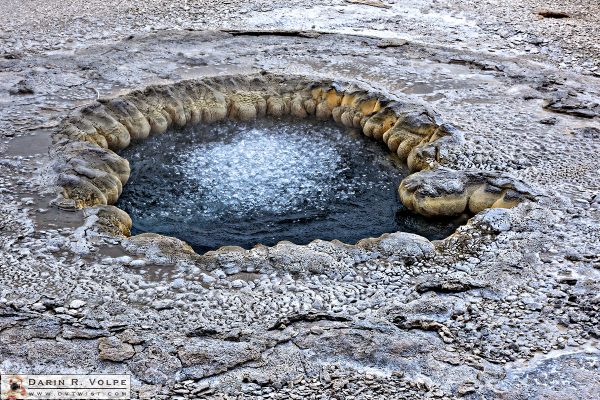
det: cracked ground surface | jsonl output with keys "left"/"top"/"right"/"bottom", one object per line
{"left": 1, "top": 1, "right": 600, "bottom": 399}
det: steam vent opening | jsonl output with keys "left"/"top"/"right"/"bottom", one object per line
{"left": 116, "top": 118, "right": 464, "bottom": 253}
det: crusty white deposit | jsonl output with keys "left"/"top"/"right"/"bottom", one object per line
{"left": 1, "top": 1, "right": 599, "bottom": 399}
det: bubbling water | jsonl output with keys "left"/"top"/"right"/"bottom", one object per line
{"left": 117, "top": 118, "right": 462, "bottom": 253}
{"left": 182, "top": 124, "right": 370, "bottom": 218}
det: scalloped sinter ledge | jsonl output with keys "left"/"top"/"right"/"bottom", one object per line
{"left": 50, "top": 73, "right": 536, "bottom": 239}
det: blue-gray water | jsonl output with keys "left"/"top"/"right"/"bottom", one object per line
{"left": 117, "top": 118, "right": 464, "bottom": 253}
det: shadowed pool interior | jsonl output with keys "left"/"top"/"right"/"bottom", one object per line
{"left": 116, "top": 118, "right": 465, "bottom": 253}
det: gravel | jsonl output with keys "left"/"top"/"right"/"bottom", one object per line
{"left": 1, "top": 0, "right": 599, "bottom": 399}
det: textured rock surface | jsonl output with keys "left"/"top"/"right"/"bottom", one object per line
{"left": 1, "top": 2, "right": 599, "bottom": 399}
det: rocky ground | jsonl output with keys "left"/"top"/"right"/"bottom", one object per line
{"left": 1, "top": 1, "right": 599, "bottom": 399}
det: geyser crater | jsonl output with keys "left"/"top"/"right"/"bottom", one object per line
{"left": 50, "top": 73, "right": 537, "bottom": 258}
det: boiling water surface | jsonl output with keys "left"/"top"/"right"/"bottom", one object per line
{"left": 117, "top": 118, "right": 463, "bottom": 253}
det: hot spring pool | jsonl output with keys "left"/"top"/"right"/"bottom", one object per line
{"left": 116, "top": 118, "right": 463, "bottom": 253}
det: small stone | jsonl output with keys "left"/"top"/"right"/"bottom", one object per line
{"left": 223, "top": 264, "right": 241, "bottom": 275}
{"left": 231, "top": 279, "right": 245, "bottom": 288}
{"left": 9, "top": 80, "right": 34, "bottom": 95}
{"left": 31, "top": 302, "right": 46, "bottom": 312}
{"left": 377, "top": 38, "right": 409, "bottom": 48}
{"left": 152, "top": 299, "right": 174, "bottom": 310}
{"left": 129, "top": 259, "right": 146, "bottom": 268}
{"left": 201, "top": 273, "right": 216, "bottom": 284}
{"left": 537, "top": 9, "right": 570, "bottom": 19}
{"left": 310, "top": 326, "right": 324, "bottom": 335}
{"left": 457, "top": 384, "right": 476, "bottom": 396}
{"left": 63, "top": 326, "right": 109, "bottom": 339}
{"left": 539, "top": 117, "right": 557, "bottom": 125}
{"left": 170, "top": 278, "right": 185, "bottom": 289}
{"left": 118, "top": 328, "right": 145, "bottom": 345}
{"left": 191, "top": 382, "right": 211, "bottom": 394}
{"left": 114, "top": 256, "right": 134, "bottom": 264}
{"left": 98, "top": 336, "right": 135, "bottom": 362}
{"left": 69, "top": 300, "right": 86, "bottom": 309}
{"left": 376, "top": 232, "right": 435, "bottom": 258}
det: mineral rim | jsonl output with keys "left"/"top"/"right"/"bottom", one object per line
{"left": 50, "top": 73, "right": 535, "bottom": 254}
{"left": 1, "top": 1, "right": 600, "bottom": 399}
